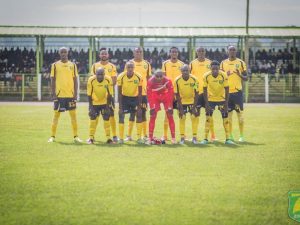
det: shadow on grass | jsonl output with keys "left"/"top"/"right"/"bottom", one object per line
{"left": 211, "top": 140, "right": 240, "bottom": 149}
{"left": 236, "top": 141, "right": 265, "bottom": 146}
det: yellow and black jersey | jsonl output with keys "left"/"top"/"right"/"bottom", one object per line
{"left": 220, "top": 58, "right": 247, "bottom": 93}
{"left": 117, "top": 72, "right": 142, "bottom": 97}
{"left": 50, "top": 60, "right": 78, "bottom": 98}
{"left": 91, "top": 62, "right": 117, "bottom": 78}
{"left": 87, "top": 75, "right": 113, "bottom": 105}
{"left": 124, "top": 59, "right": 151, "bottom": 95}
{"left": 203, "top": 71, "right": 229, "bottom": 102}
{"left": 190, "top": 58, "right": 211, "bottom": 94}
{"left": 162, "top": 59, "right": 184, "bottom": 84}
{"left": 174, "top": 75, "right": 199, "bottom": 105}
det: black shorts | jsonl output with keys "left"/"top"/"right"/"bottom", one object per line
{"left": 141, "top": 95, "right": 148, "bottom": 111}
{"left": 181, "top": 104, "right": 194, "bottom": 114}
{"left": 207, "top": 101, "right": 228, "bottom": 118}
{"left": 54, "top": 98, "right": 76, "bottom": 112}
{"left": 173, "top": 99, "right": 178, "bottom": 110}
{"left": 196, "top": 94, "right": 205, "bottom": 109}
{"left": 89, "top": 105, "right": 109, "bottom": 120}
{"left": 228, "top": 91, "right": 244, "bottom": 112}
{"left": 122, "top": 96, "right": 138, "bottom": 114}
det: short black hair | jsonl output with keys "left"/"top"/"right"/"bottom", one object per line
{"left": 210, "top": 60, "right": 220, "bottom": 67}
{"left": 99, "top": 48, "right": 107, "bottom": 51}
{"left": 169, "top": 46, "right": 179, "bottom": 52}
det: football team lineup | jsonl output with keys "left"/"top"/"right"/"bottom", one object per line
{"left": 47, "top": 45, "right": 249, "bottom": 145}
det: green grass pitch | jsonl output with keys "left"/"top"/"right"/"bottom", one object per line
{"left": 0, "top": 103, "right": 299, "bottom": 225}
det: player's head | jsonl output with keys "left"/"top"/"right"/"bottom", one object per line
{"left": 99, "top": 48, "right": 109, "bottom": 61}
{"left": 125, "top": 61, "right": 135, "bottom": 75}
{"left": 181, "top": 64, "right": 190, "bottom": 79}
{"left": 227, "top": 45, "right": 237, "bottom": 59}
{"left": 169, "top": 47, "right": 179, "bottom": 60}
{"left": 210, "top": 60, "right": 220, "bottom": 76}
{"left": 95, "top": 67, "right": 105, "bottom": 82}
{"left": 59, "top": 47, "right": 68, "bottom": 61}
{"left": 196, "top": 47, "right": 206, "bottom": 59}
{"left": 133, "top": 47, "right": 143, "bottom": 61}
{"left": 154, "top": 69, "right": 164, "bottom": 81}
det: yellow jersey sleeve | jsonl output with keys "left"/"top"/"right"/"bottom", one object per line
{"left": 203, "top": 73, "right": 209, "bottom": 88}
{"left": 117, "top": 73, "right": 123, "bottom": 86}
{"left": 174, "top": 77, "right": 179, "bottom": 93}
{"left": 50, "top": 63, "right": 56, "bottom": 77}
{"left": 106, "top": 76, "right": 114, "bottom": 95}
{"left": 90, "top": 63, "right": 96, "bottom": 76}
{"left": 73, "top": 63, "right": 78, "bottom": 77}
{"left": 223, "top": 73, "right": 229, "bottom": 87}
{"left": 87, "top": 76, "right": 94, "bottom": 96}
{"left": 161, "top": 61, "right": 167, "bottom": 72}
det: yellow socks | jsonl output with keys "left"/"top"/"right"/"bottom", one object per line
{"left": 142, "top": 121, "right": 147, "bottom": 137}
{"left": 69, "top": 110, "right": 78, "bottom": 137}
{"left": 191, "top": 115, "right": 199, "bottom": 138}
{"left": 119, "top": 123, "right": 124, "bottom": 140}
{"left": 223, "top": 117, "right": 230, "bottom": 139}
{"left": 109, "top": 116, "right": 117, "bottom": 137}
{"left": 128, "top": 121, "right": 134, "bottom": 137}
{"left": 228, "top": 111, "right": 233, "bottom": 136}
{"left": 179, "top": 115, "right": 186, "bottom": 138}
{"left": 89, "top": 119, "right": 97, "bottom": 139}
{"left": 51, "top": 111, "right": 60, "bottom": 137}
{"left": 104, "top": 120, "right": 110, "bottom": 139}
{"left": 210, "top": 116, "right": 215, "bottom": 138}
{"left": 237, "top": 111, "right": 244, "bottom": 137}
{"left": 136, "top": 122, "right": 142, "bottom": 139}
{"left": 204, "top": 116, "right": 212, "bottom": 140}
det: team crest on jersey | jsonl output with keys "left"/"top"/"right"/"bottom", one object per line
{"left": 235, "top": 64, "right": 240, "bottom": 69}
{"left": 206, "top": 65, "right": 211, "bottom": 69}
{"left": 219, "top": 80, "right": 224, "bottom": 84}
{"left": 69, "top": 66, "right": 73, "bottom": 70}
{"left": 288, "top": 191, "right": 300, "bottom": 222}
{"left": 108, "top": 69, "right": 112, "bottom": 72}
{"left": 144, "top": 65, "right": 148, "bottom": 69}
{"left": 134, "top": 80, "right": 138, "bottom": 84}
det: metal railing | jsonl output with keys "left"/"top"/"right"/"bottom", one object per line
{"left": 0, "top": 73, "right": 299, "bottom": 103}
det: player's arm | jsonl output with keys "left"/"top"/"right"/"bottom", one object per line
{"left": 192, "top": 89, "right": 199, "bottom": 116}
{"left": 111, "top": 65, "right": 118, "bottom": 85}
{"left": 224, "top": 86, "right": 229, "bottom": 112}
{"left": 236, "top": 62, "right": 248, "bottom": 81}
{"left": 203, "top": 87, "right": 210, "bottom": 112}
{"left": 118, "top": 85, "right": 123, "bottom": 114}
{"left": 50, "top": 64, "right": 57, "bottom": 100}
{"left": 73, "top": 64, "right": 78, "bottom": 100}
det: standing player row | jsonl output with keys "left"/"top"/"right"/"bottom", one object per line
{"left": 48, "top": 46, "right": 247, "bottom": 145}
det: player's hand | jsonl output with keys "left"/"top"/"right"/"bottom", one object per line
{"left": 105, "top": 105, "right": 110, "bottom": 114}
{"left": 52, "top": 94, "right": 58, "bottom": 101}
{"left": 192, "top": 107, "right": 199, "bottom": 117}
{"left": 205, "top": 104, "right": 211, "bottom": 114}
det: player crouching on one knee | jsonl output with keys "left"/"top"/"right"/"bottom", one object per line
{"left": 117, "top": 61, "right": 143, "bottom": 144}
{"left": 87, "top": 67, "right": 114, "bottom": 144}
{"left": 147, "top": 70, "right": 176, "bottom": 145}
{"left": 175, "top": 64, "right": 200, "bottom": 145}
{"left": 200, "top": 60, "right": 235, "bottom": 145}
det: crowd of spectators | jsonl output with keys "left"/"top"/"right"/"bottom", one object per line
{"left": 0, "top": 46, "right": 299, "bottom": 89}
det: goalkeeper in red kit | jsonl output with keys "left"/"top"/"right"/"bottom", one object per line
{"left": 147, "top": 70, "right": 176, "bottom": 144}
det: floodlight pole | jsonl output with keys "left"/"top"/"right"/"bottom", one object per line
{"left": 244, "top": 0, "right": 250, "bottom": 103}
